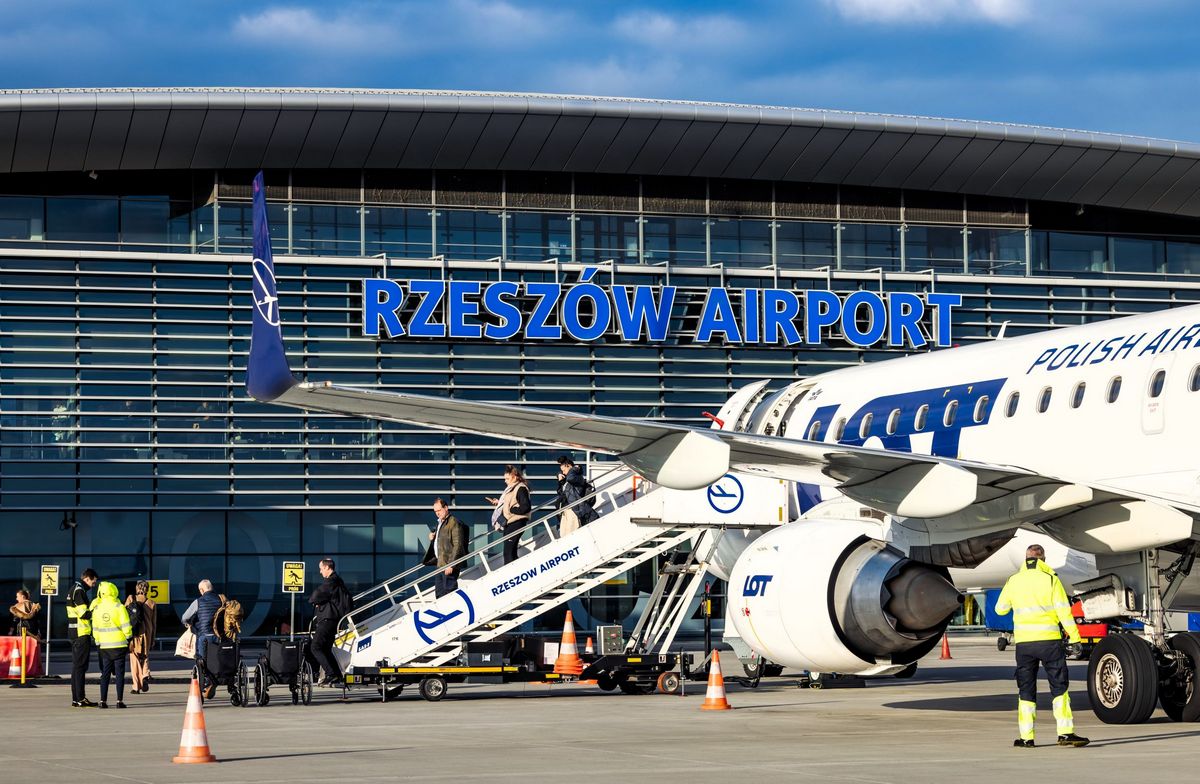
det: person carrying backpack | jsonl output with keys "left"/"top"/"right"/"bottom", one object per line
{"left": 307, "top": 558, "right": 351, "bottom": 686}
{"left": 556, "top": 456, "right": 598, "bottom": 536}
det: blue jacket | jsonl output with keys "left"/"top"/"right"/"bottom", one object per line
{"left": 188, "top": 591, "right": 221, "bottom": 637}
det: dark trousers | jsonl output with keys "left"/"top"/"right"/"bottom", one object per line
{"left": 435, "top": 572, "right": 459, "bottom": 598}
{"left": 1015, "top": 640, "right": 1070, "bottom": 701}
{"left": 502, "top": 521, "right": 524, "bottom": 564}
{"left": 70, "top": 636, "right": 92, "bottom": 702}
{"left": 308, "top": 619, "right": 340, "bottom": 682}
{"left": 99, "top": 648, "right": 127, "bottom": 704}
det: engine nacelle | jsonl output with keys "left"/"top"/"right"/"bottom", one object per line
{"left": 728, "top": 519, "right": 962, "bottom": 673}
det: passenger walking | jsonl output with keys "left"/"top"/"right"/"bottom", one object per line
{"left": 496, "top": 465, "right": 531, "bottom": 565}
{"left": 308, "top": 558, "right": 351, "bottom": 685}
{"left": 425, "top": 497, "right": 469, "bottom": 597}
{"left": 89, "top": 581, "right": 132, "bottom": 708}
{"left": 125, "top": 580, "right": 157, "bottom": 694}
{"left": 995, "top": 544, "right": 1090, "bottom": 748}
{"left": 180, "top": 579, "right": 222, "bottom": 662}
{"left": 9, "top": 589, "right": 41, "bottom": 638}
{"left": 556, "top": 456, "right": 597, "bottom": 537}
{"left": 66, "top": 568, "right": 99, "bottom": 707}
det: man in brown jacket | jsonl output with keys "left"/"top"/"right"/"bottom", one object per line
{"left": 425, "top": 497, "right": 469, "bottom": 598}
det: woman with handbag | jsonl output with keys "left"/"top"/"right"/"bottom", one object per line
{"left": 125, "top": 580, "right": 156, "bottom": 694}
{"left": 494, "top": 465, "right": 531, "bottom": 565}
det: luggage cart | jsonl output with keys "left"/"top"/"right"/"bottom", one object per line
{"left": 251, "top": 638, "right": 314, "bottom": 706}
{"left": 193, "top": 639, "right": 249, "bottom": 707}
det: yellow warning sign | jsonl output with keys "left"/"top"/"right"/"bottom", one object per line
{"left": 282, "top": 561, "right": 305, "bottom": 593}
{"left": 40, "top": 564, "right": 59, "bottom": 596}
{"left": 145, "top": 579, "right": 170, "bottom": 604}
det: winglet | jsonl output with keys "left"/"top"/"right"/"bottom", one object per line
{"left": 245, "top": 172, "right": 297, "bottom": 402}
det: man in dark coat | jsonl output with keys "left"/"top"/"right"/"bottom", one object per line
{"left": 424, "top": 497, "right": 469, "bottom": 598}
{"left": 556, "top": 456, "right": 597, "bottom": 536}
{"left": 307, "top": 559, "right": 349, "bottom": 686}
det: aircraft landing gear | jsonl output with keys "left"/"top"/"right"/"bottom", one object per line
{"left": 1085, "top": 546, "right": 1200, "bottom": 724}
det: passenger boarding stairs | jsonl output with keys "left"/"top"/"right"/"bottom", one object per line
{"left": 333, "top": 466, "right": 789, "bottom": 671}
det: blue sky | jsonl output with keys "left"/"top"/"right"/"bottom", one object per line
{"left": 2, "top": 0, "right": 1198, "bottom": 140}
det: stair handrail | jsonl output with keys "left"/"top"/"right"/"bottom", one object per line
{"left": 335, "top": 462, "right": 637, "bottom": 641}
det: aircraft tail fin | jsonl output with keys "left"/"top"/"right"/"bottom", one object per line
{"left": 245, "top": 171, "right": 297, "bottom": 402}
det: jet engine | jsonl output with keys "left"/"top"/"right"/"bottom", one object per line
{"left": 727, "top": 519, "right": 963, "bottom": 673}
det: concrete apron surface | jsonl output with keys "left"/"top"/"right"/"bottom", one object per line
{"left": 3, "top": 638, "right": 1199, "bottom": 784}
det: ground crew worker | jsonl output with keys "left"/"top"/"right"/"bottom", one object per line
{"left": 995, "top": 544, "right": 1090, "bottom": 748}
{"left": 89, "top": 581, "right": 133, "bottom": 708}
{"left": 66, "top": 568, "right": 99, "bottom": 708}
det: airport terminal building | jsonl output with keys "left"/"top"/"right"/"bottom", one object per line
{"left": 5, "top": 88, "right": 1200, "bottom": 638}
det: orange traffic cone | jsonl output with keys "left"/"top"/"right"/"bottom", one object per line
{"left": 172, "top": 677, "right": 217, "bottom": 764}
{"left": 584, "top": 636, "right": 595, "bottom": 656}
{"left": 7, "top": 644, "right": 22, "bottom": 678}
{"left": 554, "top": 611, "right": 584, "bottom": 676}
{"left": 939, "top": 633, "right": 953, "bottom": 660}
{"left": 700, "top": 649, "right": 732, "bottom": 711}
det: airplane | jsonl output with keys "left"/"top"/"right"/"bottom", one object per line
{"left": 243, "top": 174, "right": 1200, "bottom": 724}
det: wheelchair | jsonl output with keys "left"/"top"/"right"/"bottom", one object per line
{"left": 193, "top": 636, "right": 249, "bottom": 707}
{"left": 251, "top": 638, "right": 314, "bottom": 706}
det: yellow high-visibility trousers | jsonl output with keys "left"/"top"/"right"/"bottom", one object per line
{"left": 1018, "top": 699, "right": 1036, "bottom": 741}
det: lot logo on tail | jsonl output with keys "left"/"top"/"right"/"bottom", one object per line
{"left": 252, "top": 258, "right": 280, "bottom": 327}
{"left": 743, "top": 574, "right": 773, "bottom": 597}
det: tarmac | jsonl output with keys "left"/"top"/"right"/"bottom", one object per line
{"left": 3, "top": 637, "right": 1199, "bottom": 784}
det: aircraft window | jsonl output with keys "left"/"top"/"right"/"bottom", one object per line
{"left": 807, "top": 420, "right": 822, "bottom": 441}
{"left": 1149, "top": 370, "right": 1166, "bottom": 398}
{"left": 973, "top": 395, "right": 990, "bottom": 423}
{"left": 1191, "top": 366, "right": 1200, "bottom": 392}
{"left": 1005, "top": 391, "right": 1019, "bottom": 417}
{"left": 886, "top": 409, "right": 900, "bottom": 435}
{"left": 943, "top": 400, "right": 958, "bottom": 427}
{"left": 833, "top": 417, "right": 846, "bottom": 441}
{"left": 1038, "top": 387, "right": 1052, "bottom": 413}
{"left": 1071, "top": 382, "right": 1086, "bottom": 409}
{"left": 914, "top": 404, "right": 928, "bottom": 431}
{"left": 1107, "top": 376, "right": 1121, "bottom": 403}
{"left": 859, "top": 413, "right": 873, "bottom": 439}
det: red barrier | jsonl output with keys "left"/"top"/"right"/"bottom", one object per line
{"left": 0, "top": 635, "right": 43, "bottom": 679}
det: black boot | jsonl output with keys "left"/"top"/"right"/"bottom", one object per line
{"left": 1013, "top": 739, "right": 1035, "bottom": 748}
{"left": 1057, "top": 733, "right": 1090, "bottom": 747}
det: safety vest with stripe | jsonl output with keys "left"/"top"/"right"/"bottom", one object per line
{"left": 995, "top": 559, "right": 1082, "bottom": 644}
{"left": 88, "top": 582, "right": 133, "bottom": 650}
{"left": 66, "top": 580, "right": 92, "bottom": 637}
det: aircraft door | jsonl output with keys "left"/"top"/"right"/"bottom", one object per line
{"left": 1140, "top": 356, "right": 1175, "bottom": 435}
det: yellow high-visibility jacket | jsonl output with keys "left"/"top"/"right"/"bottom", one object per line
{"left": 88, "top": 582, "right": 133, "bottom": 650}
{"left": 995, "top": 559, "right": 1082, "bottom": 644}
{"left": 66, "top": 579, "right": 92, "bottom": 637}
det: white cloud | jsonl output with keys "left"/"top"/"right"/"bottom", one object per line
{"left": 612, "top": 10, "right": 749, "bottom": 50}
{"left": 823, "top": 0, "right": 1032, "bottom": 25}
{"left": 232, "top": 6, "right": 372, "bottom": 49}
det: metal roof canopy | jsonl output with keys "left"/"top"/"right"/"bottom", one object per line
{"left": 3, "top": 88, "right": 1200, "bottom": 217}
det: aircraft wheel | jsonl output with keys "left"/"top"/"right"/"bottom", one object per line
{"left": 1088, "top": 634, "right": 1158, "bottom": 724}
{"left": 419, "top": 676, "right": 447, "bottom": 702}
{"left": 1160, "top": 633, "right": 1200, "bottom": 722}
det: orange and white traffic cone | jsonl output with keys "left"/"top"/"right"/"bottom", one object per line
{"left": 584, "top": 636, "right": 595, "bottom": 656}
{"left": 172, "top": 677, "right": 217, "bottom": 764}
{"left": 554, "top": 611, "right": 584, "bottom": 676}
{"left": 7, "top": 645, "right": 21, "bottom": 679}
{"left": 700, "top": 649, "right": 732, "bottom": 711}
{"left": 939, "top": 634, "right": 953, "bottom": 660}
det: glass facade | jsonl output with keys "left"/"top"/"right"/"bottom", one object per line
{"left": 6, "top": 168, "right": 1200, "bottom": 639}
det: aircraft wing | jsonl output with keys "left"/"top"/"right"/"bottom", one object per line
{"left": 244, "top": 182, "right": 1198, "bottom": 555}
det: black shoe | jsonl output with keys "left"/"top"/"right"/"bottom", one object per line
{"left": 142, "top": 683, "right": 149, "bottom": 693}
{"left": 131, "top": 689, "right": 139, "bottom": 694}
{"left": 1058, "top": 734, "right": 1090, "bottom": 747}
{"left": 76, "top": 698, "right": 98, "bottom": 708}
{"left": 116, "top": 701, "right": 127, "bottom": 709}
{"left": 98, "top": 702, "right": 108, "bottom": 709}
{"left": 1013, "top": 739, "right": 1035, "bottom": 748}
